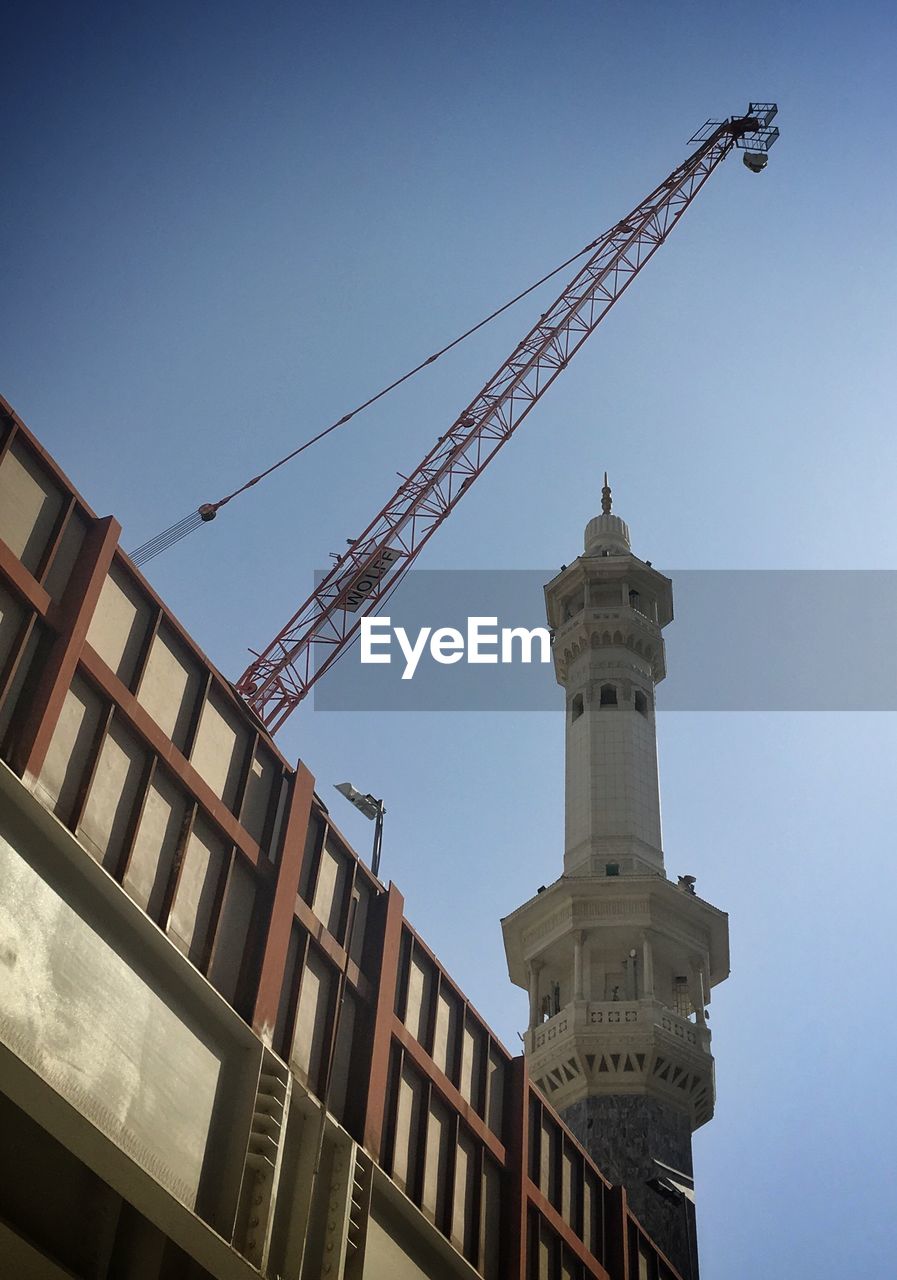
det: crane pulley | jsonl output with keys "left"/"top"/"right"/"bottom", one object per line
{"left": 236, "top": 104, "right": 779, "bottom": 731}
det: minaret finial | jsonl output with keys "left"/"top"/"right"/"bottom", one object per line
{"left": 601, "top": 471, "right": 612, "bottom": 515}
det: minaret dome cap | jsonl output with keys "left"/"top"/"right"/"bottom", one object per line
{"left": 584, "top": 472, "right": 631, "bottom": 555}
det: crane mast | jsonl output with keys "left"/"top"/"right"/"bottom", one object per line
{"left": 237, "top": 105, "right": 778, "bottom": 731}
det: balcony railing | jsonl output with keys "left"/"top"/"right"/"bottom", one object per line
{"left": 529, "top": 998, "right": 711, "bottom": 1056}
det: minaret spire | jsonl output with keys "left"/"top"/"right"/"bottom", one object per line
{"left": 601, "top": 471, "right": 612, "bottom": 514}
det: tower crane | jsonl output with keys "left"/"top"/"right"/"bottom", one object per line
{"left": 236, "top": 104, "right": 779, "bottom": 731}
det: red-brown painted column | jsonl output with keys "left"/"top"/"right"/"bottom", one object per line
{"left": 251, "top": 761, "right": 316, "bottom": 1042}
{"left": 362, "top": 882, "right": 405, "bottom": 1162}
{"left": 604, "top": 1184, "right": 631, "bottom": 1280}
{"left": 14, "top": 515, "right": 120, "bottom": 785}
{"left": 502, "top": 1055, "right": 529, "bottom": 1280}
{"left": 0, "top": 540, "right": 51, "bottom": 616}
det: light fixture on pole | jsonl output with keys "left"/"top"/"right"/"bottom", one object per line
{"left": 334, "top": 782, "right": 385, "bottom": 878}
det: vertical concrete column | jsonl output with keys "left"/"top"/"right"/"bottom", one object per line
{"left": 641, "top": 932, "right": 655, "bottom": 999}
{"left": 501, "top": 1055, "right": 529, "bottom": 1280}
{"left": 581, "top": 932, "right": 592, "bottom": 1001}
{"left": 604, "top": 1184, "right": 631, "bottom": 1280}
{"left": 14, "top": 515, "right": 120, "bottom": 786}
{"left": 527, "top": 959, "right": 543, "bottom": 1029}
{"left": 625, "top": 949, "right": 638, "bottom": 1001}
{"left": 362, "top": 883, "right": 405, "bottom": 1163}
{"left": 573, "top": 932, "right": 584, "bottom": 1001}
{"left": 251, "top": 762, "right": 316, "bottom": 1042}
{"left": 690, "top": 954, "right": 708, "bottom": 1027}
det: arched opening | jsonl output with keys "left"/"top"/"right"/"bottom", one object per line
{"left": 570, "top": 693, "right": 584, "bottom": 722}
{"left": 600, "top": 683, "right": 617, "bottom": 706}
{"left": 634, "top": 689, "right": 648, "bottom": 715}
{"left": 673, "top": 976, "right": 692, "bottom": 1019}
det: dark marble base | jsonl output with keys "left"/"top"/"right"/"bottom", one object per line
{"left": 561, "top": 1094, "right": 699, "bottom": 1279}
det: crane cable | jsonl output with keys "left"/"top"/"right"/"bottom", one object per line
{"left": 129, "top": 232, "right": 607, "bottom": 568}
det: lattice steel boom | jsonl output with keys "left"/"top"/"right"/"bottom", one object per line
{"left": 237, "top": 105, "right": 779, "bottom": 730}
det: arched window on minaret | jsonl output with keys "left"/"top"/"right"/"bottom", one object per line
{"left": 634, "top": 689, "right": 648, "bottom": 716}
{"left": 629, "top": 588, "right": 641, "bottom": 614}
{"left": 600, "top": 683, "right": 617, "bottom": 706}
{"left": 673, "top": 976, "right": 692, "bottom": 1019}
{"left": 570, "top": 693, "right": 584, "bottom": 722}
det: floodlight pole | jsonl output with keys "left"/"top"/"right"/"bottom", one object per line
{"left": 334, "top": 782, "right": 386, "bottom": 879}
{"left": 371, "top": 800, "right": 385, "bottom": 879}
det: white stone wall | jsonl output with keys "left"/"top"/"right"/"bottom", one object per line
{"left": 564, "top": 651, "right": 663, "bottom": 874}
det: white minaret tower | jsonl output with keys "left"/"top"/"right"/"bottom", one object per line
{"left": 560, "top": 474, "right": 668, "bottom": 879}
{"left": 501, "top": 478, "right": 729, "bottom": 1279}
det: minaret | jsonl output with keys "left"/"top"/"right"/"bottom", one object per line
{"left": 501, "top": 478, "right": 729, "bottom": 1279}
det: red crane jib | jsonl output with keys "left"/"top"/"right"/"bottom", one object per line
{"left": 236, "top": 109, "right": 771, "bottom": 731}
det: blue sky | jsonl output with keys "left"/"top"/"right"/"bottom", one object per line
{"left": 4, "top": 2, "right": 897, "bottom": 1274}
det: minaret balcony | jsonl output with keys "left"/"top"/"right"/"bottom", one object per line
{"left": 526, "top": 998, "right": 715, "bottom": 1129}
{"left": 530, "top": 998, "right": 710, "bottom": 1056}
{"left": 552, "top": 605, "right": 667, "bottom": 686}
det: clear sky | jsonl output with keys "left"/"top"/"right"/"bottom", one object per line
{"left": 4, "top": 2, "right": 897, "bottom": 1275}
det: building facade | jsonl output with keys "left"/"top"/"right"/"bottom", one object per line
{"left": 502, "top": 480, "right": 729, "bottom": 1279}
{"left": 0, "top": 398, "right": 683, "bottom": 1279}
